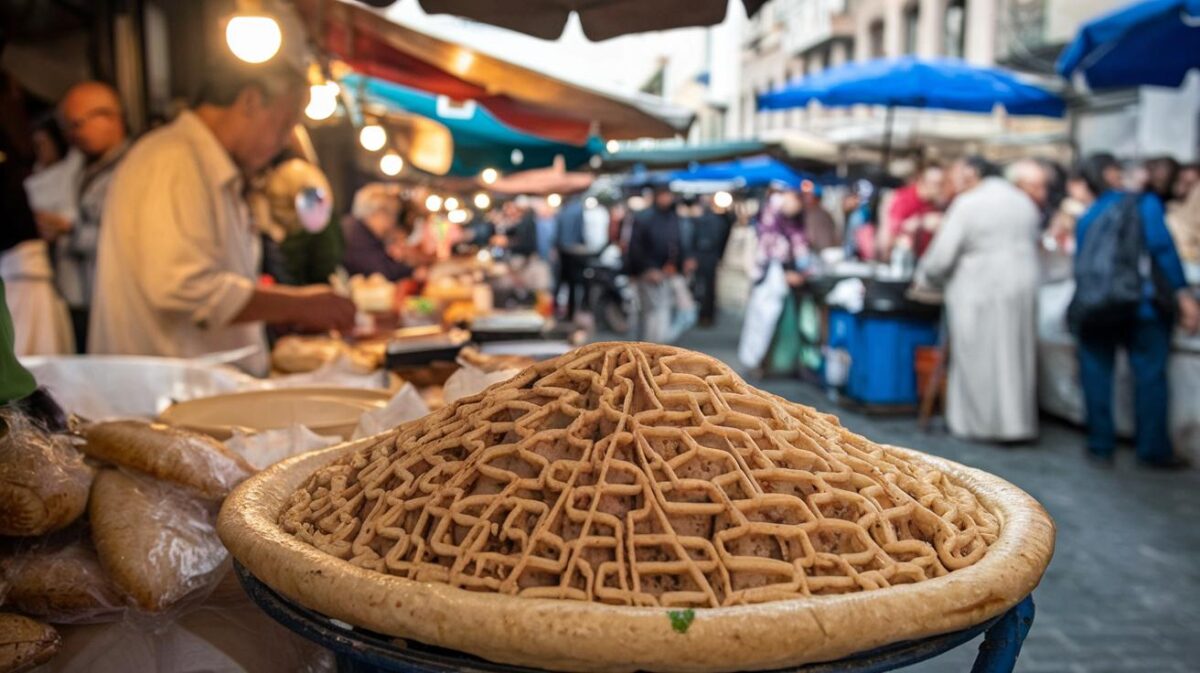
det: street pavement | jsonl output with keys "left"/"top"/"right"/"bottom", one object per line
{"left": 593, "top": 314, "right": 1200, "bottom": 673}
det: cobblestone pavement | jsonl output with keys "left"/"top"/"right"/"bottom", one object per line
{"left": 597, "top": 315, "right": 1200, "bottom": 673}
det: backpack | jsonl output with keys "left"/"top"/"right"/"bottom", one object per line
{"left": 1068, "top": 195, "right": 1144, "bottom": 335}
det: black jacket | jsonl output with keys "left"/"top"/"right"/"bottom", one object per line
{"left": 628, "top": 206, "right": 685, "bottom": 276}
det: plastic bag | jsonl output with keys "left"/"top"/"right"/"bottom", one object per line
{"left": 667, "top": 275, "right": 698, "bottom": 343}
{"left": 0, "top": 409, "right": 93, "bottom": 537}
{"left": 1, "top": 538, "right": 125, "bottom": 625}
{"left": 737, "top": 261, "right": 790, "bottom": 368}
{"left": 89, "top": 469, "right": 228, "bottom": 615}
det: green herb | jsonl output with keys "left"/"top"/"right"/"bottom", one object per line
{"left": 667, "top": 609, "right": 695, "bottom": 634}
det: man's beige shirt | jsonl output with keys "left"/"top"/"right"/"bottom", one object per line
{"left": 89, "top": 111, "right": 267, "bottom": 374}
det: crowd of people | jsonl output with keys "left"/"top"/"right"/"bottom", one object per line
{"left": 736, "top": 152, "right": 1200, "bottom": 469}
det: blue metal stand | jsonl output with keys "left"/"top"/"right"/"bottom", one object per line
{"left": 970, "top": 596, "right": 1035, "bottom": 673}
{"left": 235, "top": 563, "right": 1035, "bottom": 673}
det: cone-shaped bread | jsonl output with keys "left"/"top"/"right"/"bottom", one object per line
{"left": 224, "top": 343, "right": 1054, "bottom": 672}
{"left": 281, "top": 343, "right": 1002, "bottom": 607}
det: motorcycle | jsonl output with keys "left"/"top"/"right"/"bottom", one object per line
{"left": 580, "top": 243, "right": 635, "bottom": 335}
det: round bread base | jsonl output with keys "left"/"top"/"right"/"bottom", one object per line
{"left": 218, "top": 438, "right": 1055, "bottom": 673}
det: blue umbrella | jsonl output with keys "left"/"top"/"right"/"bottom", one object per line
{"left": 669, "top": 155, "right": 807, "bottom": 189}
{"left": 758, "top": 57, "right": 1064, "bottom": 116}
{"left": 757, "top": 57, "right": 1064, "bottom": 162}
{"left": 345, "top": 75, "right": 600, "bottom": 177}
{"left": 1057, "top": 0, "right": 1200, "bottom": 89}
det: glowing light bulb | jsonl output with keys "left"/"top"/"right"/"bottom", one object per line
{"left": 510, "top": 149, "right": 524, "bottom": 166}
{"left": 359, "top": 124, "right": 386, "bottom": 152}
{"left": 473, "top": 192, "right": 491, "bottom": 209}
{"left": 379, "top": 153, "right": 403, "bottom": 176}
{"left": 225, "top": 15, "right": 281, "bottom": 64}
{"left": 605, "top": 139, "right": 620, "bottom": 153}
{"left": 444, "top": 197, "right": 459, "bottom": 211}
{"left": 305, "top": 82, "right": 339, "bottom": 121}
{"left": 713, "top": 191, "right": 734, "bottom": 209}
{"left": 448, "top": 209, "right": 469, "bottom": 224}
{"left": 425, "top": 194, "right": 443, "bottom": 212}
{"left": 547, "top": 193, "right": 562, "bottom": 208}
{"left": 480, "top": 167, "right": 499, "bottom": 184}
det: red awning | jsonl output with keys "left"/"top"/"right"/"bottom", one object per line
{"left": 296, "top": 0, "right": 689, "bottom": 141}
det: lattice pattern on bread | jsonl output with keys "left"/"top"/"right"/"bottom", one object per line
{"left": 280, "top": 342, "right": 999, "bottom": 608}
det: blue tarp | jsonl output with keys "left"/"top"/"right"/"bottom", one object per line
{"left": 757, "top": 57, "right": 1064, "bottom": 117}
{"left": 1057, "top": 0, "right": 1200, "bottom": 89}
{"left": 345, "top": 75, "right": 601, "bottom": 177}
{"left": 668, "top": 155, "right": 808, "bottom": 189}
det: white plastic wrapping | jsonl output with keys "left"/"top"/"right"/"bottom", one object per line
{"left": 20, "top": 356, "right": 253, "bottom": 419}
{"left": 0, "top": 410, "right": 93, "bottom": 537}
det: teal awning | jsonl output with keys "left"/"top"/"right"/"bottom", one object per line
{"left": 600, "top": 140, "right": 770, "bottom": 169}
{"left": 347, "top": 74, "right": 601, "bottom": 177}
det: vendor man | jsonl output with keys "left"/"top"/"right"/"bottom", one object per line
{"left": 89, "top": 56, "right": 355, "bottom": 375}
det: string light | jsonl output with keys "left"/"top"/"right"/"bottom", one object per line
{"left": 444, "top": 197, "right": 459, "bottom": 211}
{"left": 605, "top": 139, "right": 620, "bottom": 153}
{"left": 359, "top": 124, "right": 387, "bottom": 151}
{"left": 379, "top": 153, "right": 403, "bottom": 176}
{"left": 547, "top": 193, "right": 562, "bottom": 208}
{"left": 473, "top": 192, "right": 491, "bottom": 209}
{"left": 425, "top": 194, "right": 443, "bottom": 212}
{"left": 447, "top": 209, "right": 469, "bottom": 224}
{"left": 305, "top": 81, "right": 339, "bottom": 121}
{"left": 481, "top": 167, "right": 499, "bottom": 184}
{"left": 226, "top": 12, "right": 281, "bottom": 64}
{"left": 713, "top": 191, "right": 734, "bottom": 209}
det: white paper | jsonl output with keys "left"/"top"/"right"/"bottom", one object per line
{"left": 351, "top": 383, "right": 430, "bottom": 439}
{"left": 224, "top": 425, "right": 342, "bottom": 470}
{"left": 443, "top": 365, "right": 521, "bottom": 406}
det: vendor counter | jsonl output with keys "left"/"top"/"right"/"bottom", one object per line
{"left": 770, "top": 273, "right": 941, "bottom": 410}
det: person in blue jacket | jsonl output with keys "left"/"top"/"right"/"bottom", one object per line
{"left": 1073, "top": 154, "right": 1200, "bottom": 469}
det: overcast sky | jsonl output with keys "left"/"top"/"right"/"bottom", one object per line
{"left": 383, "top": 0, "right": 746, "bottom": 103}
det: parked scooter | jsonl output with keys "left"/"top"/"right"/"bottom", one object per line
{"left": 581, "top": 243, "right": 634, "bottom": 335}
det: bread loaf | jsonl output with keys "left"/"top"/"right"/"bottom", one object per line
{"left": 0, "top": 412, "right": 92, "bottom": 537}
{"left": 2, "top": 541, "right": 124, "bottom": 623}
{"left": 82, "top": 420, "right": 254, "bottom": 500}
{"left": 89, "top": 469, "right": 228, "bottom": 612}
{"left": 0, "top": 613, "right": 59, "bottom": 672}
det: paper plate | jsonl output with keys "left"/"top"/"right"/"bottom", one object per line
{"left": 159, "top": 387, "right": 391, "bottom": 440}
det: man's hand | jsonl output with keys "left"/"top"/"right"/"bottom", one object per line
{"left": 785, "top": 271, "right": 805, "bottom": 287}
{"left": 1179, "top": 291, "right": 1200, "bottom": 334}
{"left": 291, "top": 286, "right": 357, "bottom": 333}
{"left": 236, "top": 285, "right": 355, "bottom": 332}
{"left": 34, "top": 212, "right": 71, "bottom": 242}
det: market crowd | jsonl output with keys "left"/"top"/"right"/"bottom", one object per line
{"left": 736, "top": 153, "right": 1199, "bottom": 470}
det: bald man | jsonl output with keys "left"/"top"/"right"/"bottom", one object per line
{"left": 1006, "top": 159, "right": 1049, "bottom": 210}
{"left": 35, "top": 81, "right": 130, "bottom": 349}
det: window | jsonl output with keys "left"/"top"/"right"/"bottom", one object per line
{"left": 869, "top": 19, "right": 885, "bottom": 59}
{"left": 904, "top": 5, "right": 920, "bottom": 54}
{"left": 944, "top": 0, "right": 966, "bottom": 59}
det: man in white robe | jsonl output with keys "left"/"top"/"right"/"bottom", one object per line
{"left": 914, "top": 157, "right": 1041, "bottom": 442}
